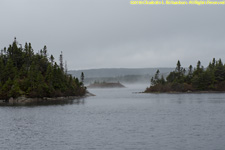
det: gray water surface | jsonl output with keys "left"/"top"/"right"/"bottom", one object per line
{"left": 0, "top": 85, "right": 225, "bottom": 150}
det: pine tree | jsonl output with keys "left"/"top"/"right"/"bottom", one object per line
{"left": 176, "top": 60, "right": 181, "bottom": 73}
{"left": 65, "top": 61, "right": 68, "bottom": 74}
{"left": 214, "top": 59, "right": 225, "bottom": 82}
{"left": 81, "top": 72, "right": 84, "bottom": 84}
{"left": 59, "top": 51, "right": 63, "bottom": 71}
{"left": 3, "top": 59, "right": 17, "bottom": 82}
{"left": 0, "top": 58, "right": 4, "bottom": 82}
{"left": 154, "top": 70, "right": 160, "bottom": 81}
{"left": 1, "top": 78, "right": 13, "bottom": 100}
{"left": 43, "top": 45, "right": 47, "bottom": 57}
{"left": 9, "top": 79, "right": 22, "bottom": 98}
{"left": 150, "top": 77, "right": 155, "bottom": 86}
{"left": 45, "top": 64, "right": 53, "bottom": 85}
{"left": 50, "top": 55, "right": 54, "bottom": 65}
{"left": 188, "top": 65, "right": 193, "bottom": 75}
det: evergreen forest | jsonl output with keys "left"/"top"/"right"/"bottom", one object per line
{"left": 145, "top": 58, "right": 225, "bottom": 92}
{"left": 0, "top": 38, "right": 86, "bottom": 100}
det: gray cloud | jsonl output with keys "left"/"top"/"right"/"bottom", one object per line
{"left": 1, "top": 0, "right": 225, "bottom": 69}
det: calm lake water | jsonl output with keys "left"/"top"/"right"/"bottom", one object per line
{"left": 0, "top": 84, "right": 225, "bottom": 150}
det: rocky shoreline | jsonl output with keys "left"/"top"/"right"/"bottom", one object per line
{"left": 143, "top": 90, "right": 225, "bottom": 94}
{"left": 0, "top": 91, "right": 95, "bottom": 106}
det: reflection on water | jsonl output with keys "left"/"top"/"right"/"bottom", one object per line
{"left": 0, "top": 84, "right": 225, "bottom": 150}
{"left": 0, "top": 98, "right": 85, "bottom": 106}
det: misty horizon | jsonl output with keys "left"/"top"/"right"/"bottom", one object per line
{"left": 1, "top": 0, "right": 225, "bottom": 70}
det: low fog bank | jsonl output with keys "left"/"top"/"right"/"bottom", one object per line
{"left": 83, "top": 75, "right": 151, "bottom": 85}
{"left": 123, "top": 83, "right": 150, "bottom": 91}
{"left": 69, "top": 68, "right": 174, "bottom": 86}
{"left": 69, "top": 68, "right": 174, "bottom": 78}
{"left": 85, "top": 82, "right": 150, "bottom": 94}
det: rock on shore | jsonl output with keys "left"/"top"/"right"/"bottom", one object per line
{"left": 0, "top": 91, "right": 94, "bottom": 106}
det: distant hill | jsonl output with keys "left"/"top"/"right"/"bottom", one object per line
{"left": 68, "top": 68, "right": 174, "bottom": 84}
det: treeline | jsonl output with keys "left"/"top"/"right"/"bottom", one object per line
{"left": 0, "top": 38, "right": 86, "bottom": 100}
{"left": 145, "top": 58, "right": 225, "bottom": 92}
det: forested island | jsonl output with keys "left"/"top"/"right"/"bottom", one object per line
{"left": 145, "top": 59, "right": 225, "bottom": 93}
{"left": 0, "top": 38, "right": 86, "bottom": 102}
{"left": 87, "top": 81, "right": 125, "bottom": 88}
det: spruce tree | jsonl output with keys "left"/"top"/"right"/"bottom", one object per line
{"left": 81, "top": 72, "right": 84, "bottom": 84}
{"left": 59, "top": 51, "right": 63, "bottom": 71}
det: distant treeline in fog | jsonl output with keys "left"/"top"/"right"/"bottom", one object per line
{"left": 68, "top": 68, "right": 174, "bottom": 84}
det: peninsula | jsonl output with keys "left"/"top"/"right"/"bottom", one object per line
{"left": 145, "top": 58, "right": 225, "bottom": 93}
{"left": 0, "top": 38, "right": 86, "bottom": 102}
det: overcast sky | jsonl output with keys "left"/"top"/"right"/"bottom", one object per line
{"left": 0, "top": 0, "right": 225, "bottom": 70}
